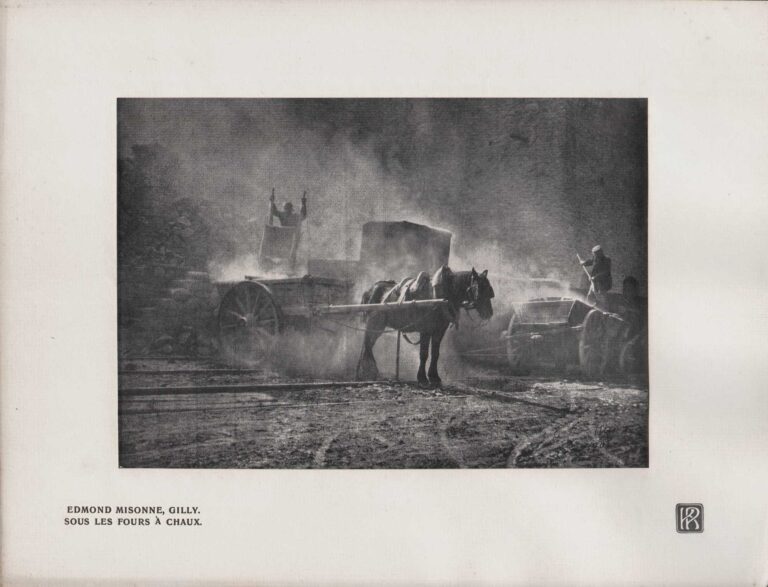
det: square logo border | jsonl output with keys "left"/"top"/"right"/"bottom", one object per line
{"left": 676, "top": 503, "right": 704, "bottom": 533}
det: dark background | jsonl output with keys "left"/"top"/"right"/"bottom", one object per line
{"left": 118, "top": 98, "right": 647, "bottom": 290}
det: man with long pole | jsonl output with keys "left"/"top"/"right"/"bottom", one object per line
{"left": 577, "top": 244, "right": 612, "bottom": 308}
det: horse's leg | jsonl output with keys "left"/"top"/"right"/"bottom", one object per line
{"left": 417, "top": 334, "right": 430, "bottom": 387}
{"left": 356, "top": 315, "right": 385, "bottom": 380}
{"left": 428, "top": 323, "right": 448, "bottom": 387}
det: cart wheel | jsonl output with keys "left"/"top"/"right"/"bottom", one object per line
{"left": 579, "top": 309, "right": 607, "bottom": 378}
{"left": 553, "top": 335, "right": 570, "bottom": 373}
{"left": 505, "top": 311, "right": 530, "bottom": 374}
{"left": 619, "top": 332, "right": 646, "bottom": 375}
{"left": 218, "top": 281, "right": 281, "bottom": 363}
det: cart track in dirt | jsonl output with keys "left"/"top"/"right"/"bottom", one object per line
{"left": 313, "top": 432, "right": 340, "bottom": 468}
{"left": 588, "top": 427, "right": 626, "bottom": 467}
{"left": 118, "top": 359, "right": 648, "bottom": 468}
{"left": 506, "top": 412, "right": 585, "bottom": 467}
{"left": 439, "top": 415, "right": 467, "bottom": 469}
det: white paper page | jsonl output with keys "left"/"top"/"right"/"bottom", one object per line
{"left": 1, "top": 1, "right": 766, "bottom": 585}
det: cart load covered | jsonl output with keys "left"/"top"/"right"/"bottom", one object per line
{"left": 216, "top": 219, "right": 455, "bottom": 366}
{"left": 359, "top": 221, "right": 452, "bottom": 281}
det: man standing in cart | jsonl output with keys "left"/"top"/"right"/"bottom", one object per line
{"left": 579, "top": 244, "right": 612, "bottom": 307}
{"left": 269, "top": 189, "right": 307, "bottom": 227}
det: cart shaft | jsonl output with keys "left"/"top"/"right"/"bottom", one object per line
{"left": 313, "top": 298, "right": 449, "bottom": 316}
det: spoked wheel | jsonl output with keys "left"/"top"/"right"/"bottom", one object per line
{"left": 505, "top": 311, "right": 531, "bottom": 374}
{"left": 619, "top": 331, "right": 647, "bottom": 375}
{"left": 579, "top": 309, "right": 607, "bottom": 378}
{"left": 218, "top": 281, "right": 281, "bottom": 364}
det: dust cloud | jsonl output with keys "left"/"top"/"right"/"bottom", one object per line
{"left": 118, "top": 99, "right": 647, "bottom": 291}
{"left": 118, "top": 99, "right": 646, "bottom": 370}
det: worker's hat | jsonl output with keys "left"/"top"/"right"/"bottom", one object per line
{"left": 591, "top": 245, "right": 602, "bottom": 253}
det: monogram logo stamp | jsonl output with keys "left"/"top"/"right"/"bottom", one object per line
{"left": 676, "top": 503, "right": 704, "bottom": 533}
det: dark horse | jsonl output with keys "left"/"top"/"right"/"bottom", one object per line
{"left": 356, "top": 266, "right": 494, "bottom": 386}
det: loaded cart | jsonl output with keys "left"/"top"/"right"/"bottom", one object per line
{"left": 503, "top": 298, "right": 643, "bottom": 377}
{"left": 215, "top": 220, "right": 453, "bottom": 365}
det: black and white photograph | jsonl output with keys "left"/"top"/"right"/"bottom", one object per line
{"left": 4, "top": 2, "right": 768, "bottom": 585}
{"left": 118, "top": 98, "right": 648, "bottom": 469}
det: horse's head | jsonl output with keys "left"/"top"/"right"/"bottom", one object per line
{"left": 467, "top": 268, "right": 495, "bottom": 319}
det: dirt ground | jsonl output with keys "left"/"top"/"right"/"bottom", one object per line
{"left": 118, "top": 359, "right": 648, "bottom": 469}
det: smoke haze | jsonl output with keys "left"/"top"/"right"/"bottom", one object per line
{"left": 118, "top": 99, "right": 647, "bottom": 292}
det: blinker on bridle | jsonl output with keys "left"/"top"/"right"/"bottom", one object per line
{"left": 465, "top": 275, "right": 494, "bottom": 311}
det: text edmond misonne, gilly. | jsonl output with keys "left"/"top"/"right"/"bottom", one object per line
{"left": 66, "top": 505, "right": 198, "bottom": 515}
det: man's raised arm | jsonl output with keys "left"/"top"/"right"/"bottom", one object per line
{"left": 269, "top": 188, "right": 281, "bottom": 224}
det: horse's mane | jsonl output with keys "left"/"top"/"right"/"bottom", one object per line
{"left": 433, "top": 266, "right": 473, "bottom": 305}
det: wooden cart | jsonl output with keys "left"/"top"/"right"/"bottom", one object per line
{"left": 216, "top": 220, "right": 454, "bottom": 365}
{"left": 503, "top": 298, "right": 642, "bottom": 377}
{"left": 216, "top": 274, "right": 447, "bottom": 365}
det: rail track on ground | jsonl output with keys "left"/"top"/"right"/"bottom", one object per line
{"left": 118, "top": 358, "right": 576, "bottom": 415}
{"left": 118, "top": 358, "right": 648, "bottom": 468}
